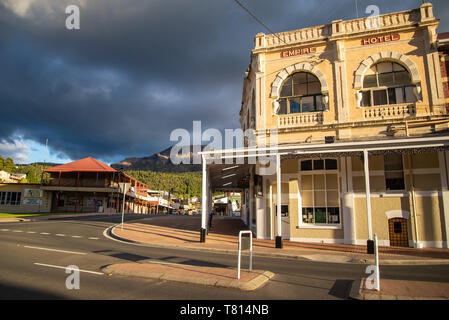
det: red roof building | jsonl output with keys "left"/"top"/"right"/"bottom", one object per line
{"left": 42, "top": 157, "right": 158, "bottom": 214}
{"left": 44, "top": 157, "right": 117, "bottom": 173}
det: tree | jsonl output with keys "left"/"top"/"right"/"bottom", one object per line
{"left": 19, "top": 177, "right": 28, "bottom": 183}
{"left": 0, "top": 155, "right": 4, "bottom": 170}
{"left": 26, "top": 166, "right": 39, "bottom": 184}
{"left": 3, "top": 157, "right": 15, "bottom": 173}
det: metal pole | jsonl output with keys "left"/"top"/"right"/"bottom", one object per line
{"left": 363, "top": 150, "right": 373, "bottom": 240}
{"left": 408, "top": 154, "right": 420, "bottom": 248}
{"left": 201, "top": 155, "right": 207, "bottom": 242}
{"left": 374, "top": 234, "right": 380, "bottom": 291}
{"left": 249, "top": 232, "right": 253, "bottom": 272}
{"left": 276, "top": 153, "right": 282, "bottom": 248}
{"left": 238, "top": 232, "right": 241, "bottom": 280}
{"left": 121, "top": 183, "right": 126, "bottom": 230}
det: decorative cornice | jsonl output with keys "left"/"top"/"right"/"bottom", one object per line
{"left": 253, "top": 4, "right": 437, "bottom": 53}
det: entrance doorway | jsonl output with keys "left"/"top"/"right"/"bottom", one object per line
{"left": 388, "top": 218, "right": 409, "bottom": 247}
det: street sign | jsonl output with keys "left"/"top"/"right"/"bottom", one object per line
{"left": 237, "top": 230, "right": 253, "bottom": 279}
{"left": 118, "top": 182, "right": 131, "bottom": 194}
{"left": 241, "top": 237, "right": 251, "bottom": 251}
{"left": 119, "top": 183, "right": 131, "bottom": 230}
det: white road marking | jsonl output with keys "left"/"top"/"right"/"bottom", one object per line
{"left": 27, "top": 231, "right": 36, "bottom": 234}
{"left": 34, "top": 263, "right": 104, "bottom": 275}
{"left": 1, "top": 229, "right": 10, "bottom": 231}
{"left": 12, "top": 230, "right": 23, "bottom": 233}
{"left": 55, "top": 234, "right": 66, "bottom": 237}
{"left": 40, "top": 232, "right": 50, "bottom": 235}
{"left": 72, "top": 235, "right": 82, "bottom": 238}
{"left": 88, "top": 237, "right": 99, "bottom": 240}
{"left": 24, "top": 245, "right": 87, "bottom": 255}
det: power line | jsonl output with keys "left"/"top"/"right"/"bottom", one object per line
{"left": 233, "top": 0, "right": 285, "bottom": 44}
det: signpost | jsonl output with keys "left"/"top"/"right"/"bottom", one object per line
{"left": 237, "top": 230, "right": 253, "bottom": 279}
{"left": 118, "top": 182, "right": 131, "bottom": 230}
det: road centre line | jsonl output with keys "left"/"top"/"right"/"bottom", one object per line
{"left": 24, "top": 245, "right": 87, "bottom": 255}
{"left": 34, "top": 263, "right": 104, "bottom": 275}
{"left": 1, "top": 228, "right": 98, "bottom": 239}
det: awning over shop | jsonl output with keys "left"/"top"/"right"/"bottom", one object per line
{"left": 197, "top": 134, "right": 449, "bottom": 246}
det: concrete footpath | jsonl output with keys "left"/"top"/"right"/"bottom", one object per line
{"left": 103, "top": 262, "right": 274, "bottom": 291}
{"left": 350, "top": 278, "right": 449, "bottom": 300}
{"left": 105, "top": 215, "right": 449, "bottom": 296}
{"left": 109, "top": 215, "right": 449, "bottom": 265}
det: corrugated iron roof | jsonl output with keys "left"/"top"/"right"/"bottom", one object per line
{"left": 44, "top": 157, "right": 117, "bottom": 173}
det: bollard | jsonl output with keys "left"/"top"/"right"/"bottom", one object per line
{"left": 237, "top": 231, "right": 253, "bottom": 280}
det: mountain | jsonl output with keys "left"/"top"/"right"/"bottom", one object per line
{"left": 111, "top": 145, "right": 203, "bottom": 172}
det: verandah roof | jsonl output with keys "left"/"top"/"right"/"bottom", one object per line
{"left": 200, "top": 135, "right": 449, "bottom": 190}
{"left": 44, "top": 157, "right": 116, "bottom": 173}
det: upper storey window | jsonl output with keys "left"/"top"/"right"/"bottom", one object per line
{"left": 278, "top": 72, "right": 324, "bottom": 114}
{"left": 361, "top": 62, "right": 417, "bottom": 107}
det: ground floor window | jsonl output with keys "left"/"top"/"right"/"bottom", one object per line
{"left": 300, "top": 159, "right": 340, "bottom": 225}
{"left": 384, "top": 154, "right": 405, "bottom": 191}
{"left": 302, "top": 207, "right": 340, "bottom": 224}
{"left": 0, "top": 192, "right": 22, "bottom": 206}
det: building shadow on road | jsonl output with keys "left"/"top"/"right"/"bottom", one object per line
{"left": 158, "top": 256, "right": 231, "bottom": 269}
{"left": 0, "top": 282, "right": 63, "bottom": 300}
{"left": 328, "top": 279, "right": 354, "bottom": 299}
{"left": 95, "top": 250, "right": 231, "bottom": 269}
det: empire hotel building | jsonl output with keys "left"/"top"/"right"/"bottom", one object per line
{"left": 199, "top": 3, "right": 449, "bottom": 249}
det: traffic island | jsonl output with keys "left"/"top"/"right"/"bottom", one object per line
{"left": 102, "top": 262, "right": 275, "bottom": 291}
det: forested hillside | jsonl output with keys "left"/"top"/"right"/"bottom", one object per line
{"left": 125, "top": 170, "right": 202, "bottom": 199}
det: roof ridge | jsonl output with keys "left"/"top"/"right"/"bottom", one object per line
{"left": 44, "top": 156, "right": 117, "bottom": 173}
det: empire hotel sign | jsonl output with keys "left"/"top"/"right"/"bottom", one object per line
{"left": 361, "top": 33, "right": 400, "bottom": 45}
{"left": 279, "top": 34, "right": 400, "bottom": 58}
{"left": 280, "top": 47, "right": 317, "bottom": 58}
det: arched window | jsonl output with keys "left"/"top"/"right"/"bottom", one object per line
{"left": 361, "top": 62, "right": 417, "bottom": 107}
{"left": 278, "top": 72, "right": 324, "bottom": 114}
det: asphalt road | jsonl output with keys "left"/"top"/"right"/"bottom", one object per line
{"left": 1, "top": 214, "right": 449, "bottom": 301}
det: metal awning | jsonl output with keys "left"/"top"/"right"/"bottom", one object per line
{"left": 207, "top": 162, "right": 253, "bottom": 191}
{"left": 199, "top": 135, "right": 449, "bottom": 161}
{"left": 200, "top": 135, "right": 449, "bottom": 190}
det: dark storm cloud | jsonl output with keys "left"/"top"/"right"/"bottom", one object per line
{"left": 0, "top": 0, "right": 448, "bottom": 163}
